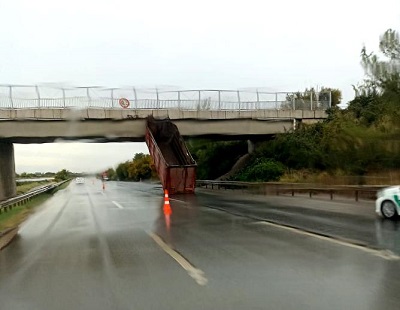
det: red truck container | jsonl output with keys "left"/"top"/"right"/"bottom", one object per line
{"left": 145, "top": 117, "right": 197, "bottom": 194}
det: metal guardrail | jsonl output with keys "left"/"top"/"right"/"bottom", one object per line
{"left": 0, "top": 85, "right": 331, "bottom": 111}
{"left": 0, "top": 180, "right": 69, "bottom": 213}
{"left": 196, "top": 180, "right": 385, "bottom": 201}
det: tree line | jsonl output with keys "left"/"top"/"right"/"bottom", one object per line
{"left": 189, "top": 28, "right": 400, "bottom": 183}
{"left": 104, "top": 153, "right": 157, "bottom": 181}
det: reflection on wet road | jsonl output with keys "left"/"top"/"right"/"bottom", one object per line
{"left": 375, "top": 219, "right": 400, "bottom": 253}
{"left": 0, "top": 181, "right": 400, "bottom": 310}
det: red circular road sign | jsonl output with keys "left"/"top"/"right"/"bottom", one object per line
{"left": 119, "top": 98, "right": 130, "bottom": 109}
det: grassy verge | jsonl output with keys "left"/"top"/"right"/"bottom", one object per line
{"left": 56, "top": 179, "right": 71, "bottom": 190}
{"left": 0, "top": 180, "right": 71, "bottom": 232}
{"left": 280, "top": 169, "right": 400, "bottom": 186}
{"left": 16, "top": 180, "right": 52, "bottom": 195}
{"left": 0, "top": 193, "right": 51, "bottom": 232}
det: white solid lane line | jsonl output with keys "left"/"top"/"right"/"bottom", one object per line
{"left": 169, "top": 198, "right": 186, "bottom": 203}
{"left": 252, "top": 221, "right": 400, "bottom": 261}
{"left": 169, "top": 198, "right": 192, "bottom": 209}
{"left": 149, "top": 233, "right": 208, "bottom": 286}
{"left": 112, "top": 201, "right": 124, "bottom": 209}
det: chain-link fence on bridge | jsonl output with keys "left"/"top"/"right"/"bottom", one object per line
{"left": 0, "top": 85, "right": 331, "bottom": 111}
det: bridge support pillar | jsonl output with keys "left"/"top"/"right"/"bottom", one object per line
{"left": 0, "top": 143, "right": 16, "bottom": 201}
{"left": 247, "top": 140, "right": 255, "bottom": 154}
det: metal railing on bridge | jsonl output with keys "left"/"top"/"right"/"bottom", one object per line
{"left": 0, "top": 85, "right": 331, "bottom": 111}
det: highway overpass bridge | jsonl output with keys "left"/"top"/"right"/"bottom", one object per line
{"left": 0, "top": 86, "right": 330, "bottom": 200}
{"left": 0, "top": 108, "right": 327, "bottom": 143}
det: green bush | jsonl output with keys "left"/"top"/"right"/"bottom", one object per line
{"left": 54, "top": 169, "right": 70, "bottom": 181}
{"left": 235, "top": 159, "right": 285, "bottom": 182}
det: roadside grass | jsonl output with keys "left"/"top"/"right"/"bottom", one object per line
{"left": 280, "top": 169, "right": 400, "bottom": 186}
{"left": 56, "top": 180, "right": 71, "bottom": 191}
{"left": 0, "top": 194, "right": 51, "bottom": 231}
{"left": 0, "top": 180, "right": 71, "bottom": 232}
{"left": 16, "top": 180, "right": 52, "bottom": 195}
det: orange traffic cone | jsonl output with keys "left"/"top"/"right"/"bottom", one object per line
{"left": 163, "top": 189, "right": 172, "bottom": 215}
{"left": 163, "top": 189, "right": 172, "bottom": 230}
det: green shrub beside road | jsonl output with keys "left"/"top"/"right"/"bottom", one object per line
{"left": 234, "top": 159, "right": 285, "bottom": 182}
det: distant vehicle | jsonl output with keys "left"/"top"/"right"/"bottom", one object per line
{"left": 75, "top": 177, "right": 85, "bottom": 184}
{"left": 101, "top": 171, "right": 109, "bottom": 181}
{"left": 375, "top": 186, "right": 400, "bottom": 219}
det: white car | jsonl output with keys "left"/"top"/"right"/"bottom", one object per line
{"left": 375, "top": 186, "right": 400, "bottom": 219}
{"left": 75, "top": 177, "right": 85, "bottom": 184}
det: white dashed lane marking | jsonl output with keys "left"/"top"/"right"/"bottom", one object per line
{"left": 112, "top": 201, "right": 124, "bottom": 209}
{"left": 149, "top": 233, "right": 208, "bottom": 286}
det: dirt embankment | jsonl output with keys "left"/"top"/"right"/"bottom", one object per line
{"left": 217, "top": 154, "right": 251, "bottom": 181}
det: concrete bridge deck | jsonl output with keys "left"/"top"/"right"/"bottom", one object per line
{"left": 0, "top": 108, "right": 326, "bottom": 143}
{"left": 0, "top": 107, "right": 327, "bottom": 121}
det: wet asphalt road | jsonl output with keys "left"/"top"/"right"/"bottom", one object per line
{"left": 1, "top": 181, "right": 400, "bottom": 310}
{"left": 194, "top": 190, "right": 400, "bottom": 255}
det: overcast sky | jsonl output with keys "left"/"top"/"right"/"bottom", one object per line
{"left": 1, "top": 0, "right": 399, "bottom": 173}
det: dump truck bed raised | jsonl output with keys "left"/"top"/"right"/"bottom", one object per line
{"left": 145, "top": 117, "right": 197, "bottom": 194}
